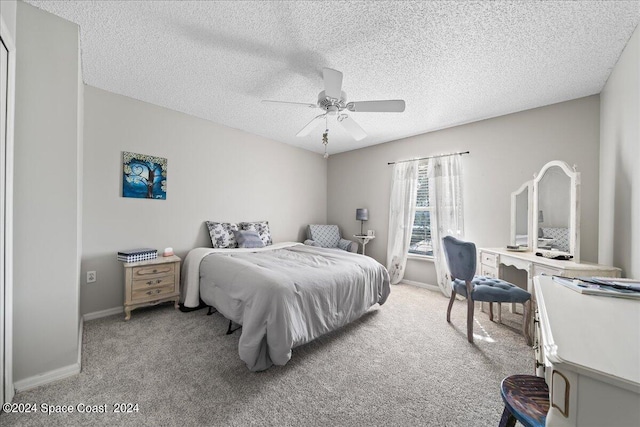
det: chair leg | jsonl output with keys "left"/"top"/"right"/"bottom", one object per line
{"left": 489, "top": 302, "right": 494, "bottom": 321}
{"left": 465, "top": 280, "right": 474, "bottom": 343}
{"left": 447, "top": 290, "right": 457, "bottom": 323}
{"left": 523, "top": 299, "right": 532, "bottom": 346}
{"left": 498, "top": 406, "right": 517, "bottom": 427}
{"left": 467, "top": 296, "right": 474, "bottom": 343}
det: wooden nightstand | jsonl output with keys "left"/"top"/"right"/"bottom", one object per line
{"left": 122, "top": 255, "right": 181, "bottom": 320}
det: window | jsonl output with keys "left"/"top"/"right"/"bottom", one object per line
{"left": 408, "top": 164, "right": 433, "bottom": 257}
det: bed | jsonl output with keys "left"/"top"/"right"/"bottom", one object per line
{"left": 181, "top": 242, "right": 390, "bottom": 371}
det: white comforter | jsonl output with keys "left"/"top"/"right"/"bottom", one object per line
{"left": 181, "top": 242, "right": 390, "bottom": 371}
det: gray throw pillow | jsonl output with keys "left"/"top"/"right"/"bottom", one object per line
{"left": 233, "top": 230, "right": 265, "bottom": 249}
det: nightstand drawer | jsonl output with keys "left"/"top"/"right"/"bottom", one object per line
{"left": 132, "top": 264, "right": 175, "bottom": 279}
{"left": 132, "top": 275, "right": 175, "bottom": 291}
{"left": 481, "top": 252, "right": 498, "bottom": 268}
{"left": 131, "top": 283, "right": 176, "bottom": 301}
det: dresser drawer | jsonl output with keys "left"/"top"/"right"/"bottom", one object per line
{"left": 533, "top": 264, "right": 561, "bottom": 278}
{"left": 132, "top": 275, "right": 175, "bottom": 291}
{"left": 131, "top": 283, "right": 176, "bottom": 301}
{"left": 480, "top": 252, "right": 498, "bottom": 269}
{"left": 132, "top": 263, "right": 175, "bottom": 280}
{"left": 481, "top": 264, "right": 498, "bottom": 279}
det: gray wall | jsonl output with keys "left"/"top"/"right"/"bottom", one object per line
{"left": 1, "top": 1, "right": 16, "bottom": 38}
{"left": 81, "top": 86, "right": 327, "bottom": 315}
{"left": 327, "top": 96, "right": 601, "bottom": 285}
{"left": 13, "top": 2, "right": 81, "bottom": 381}
{"left": 599, "top": 24, "right": 639, "bottom": 279}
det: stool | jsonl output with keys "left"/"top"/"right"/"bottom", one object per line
{"left": 499, "top": 375, "right": 550, "bottom": 427}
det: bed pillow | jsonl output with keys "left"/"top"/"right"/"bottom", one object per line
{"left": 233, "top": 230, "right": 265, "bottom": 249}
{"left": 240, "top": 221, "right": 272, "bottom": 246}
{"left": 205, "top": 221, "right": 239, "bottom": 248}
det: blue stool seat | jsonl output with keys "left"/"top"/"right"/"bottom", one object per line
{"left": 453, "top": 276, "right": 531, "bottom": 303}
{"left": 499, "top": 375, "right": 550, "bottom": 427}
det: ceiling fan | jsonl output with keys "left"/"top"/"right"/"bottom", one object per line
{"left": 262, "top": 68, "right": 405, "bottom": 141}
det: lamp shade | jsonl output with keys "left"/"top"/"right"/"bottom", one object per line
{"left": 356, "top": 208, "right": 369, "bottom": 221}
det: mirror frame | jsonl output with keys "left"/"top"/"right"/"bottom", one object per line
{"left": 510, "top": 180, "right": 533, "bottom": 249}
{"left": 532, "top": 160, "right": 581, "bottom": 262}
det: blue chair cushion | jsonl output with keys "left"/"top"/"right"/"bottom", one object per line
{"left": 452, "top": 276, "right": 531, "bottom": 303}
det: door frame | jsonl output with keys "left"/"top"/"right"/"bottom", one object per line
{"left": 1, "top": 14, "right": 16, "bottom": 405}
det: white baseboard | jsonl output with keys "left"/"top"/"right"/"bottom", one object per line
{"left": 83, "top": 306, "right": 123, "bottom": 321}
{"left": 14, "top": 362, "right": 81, "bottom": 392}
{"left": 400, "top": 279, "right": 441, "bottom": 293}
{"left": 13, "top": 315, "right": 85, "bottom": 393}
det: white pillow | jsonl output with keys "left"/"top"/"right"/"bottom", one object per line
{"left": 205, "top": 221, "right": 239, "bottom": 248}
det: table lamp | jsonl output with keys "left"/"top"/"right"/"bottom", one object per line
{"left": 356, "top": 208, "right": 369, "bottom": 236}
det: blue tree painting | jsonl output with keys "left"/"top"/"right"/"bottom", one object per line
{"left": 122, "top": 151, "right": 167, "bottom": 200}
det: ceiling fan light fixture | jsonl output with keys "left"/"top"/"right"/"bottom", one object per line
{"left": 322, "top": 127, "right": 329, "bottom": 159}
{"left": 263, "top": 67, "right": 406, "bottom": 143}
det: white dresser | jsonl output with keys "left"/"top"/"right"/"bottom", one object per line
{"left": 534, "top": 275, "right": 640, "bottom": 427}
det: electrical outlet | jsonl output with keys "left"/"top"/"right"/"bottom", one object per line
{"left": 87, "top": 271, "right": 96, "bottom": 283}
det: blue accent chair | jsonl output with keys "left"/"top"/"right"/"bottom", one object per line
{"left": 442, "top": 236, "right": 532, "bottom": 344}
{"left": 304, "top": 224, "right": 357, "bottom": 253}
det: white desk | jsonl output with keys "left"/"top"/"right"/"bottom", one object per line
{"left": 534, "top": 275, "right": 640, "bottom": 426}
{"left": 353, "top": 235, "right": 375, "bottom": 255}
{"left": 477, "top": 248, "right": 620, "bottom": 330}
{"left": 477, "top": 248, "right": 621, "bottom": 294}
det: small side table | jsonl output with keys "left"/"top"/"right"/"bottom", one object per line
{"left": 122, "top": 255, "right": 181, "bottom": 320}
{"left": 353, "top": 235, "right": 375, "bottom": 255}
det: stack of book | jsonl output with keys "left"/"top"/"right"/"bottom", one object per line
{"left": 117, "top": 248, "right": 157, "bottom": 263}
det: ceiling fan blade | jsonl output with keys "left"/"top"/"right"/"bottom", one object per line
{"left": 296, "top": 114, "right": 326, "bottom": 137}
{"left": 347, "top": 100, "right": 406, "bottom": 113}
{"left": 323, "top": 68, "right": 343, "bottom": 100}
{"left": 338, "top": 115, "right": 367, "bottom": 141}
{"left": 262, "top": 100, "right": 317, "bottom": 108}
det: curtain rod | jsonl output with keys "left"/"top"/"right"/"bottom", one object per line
{"left": 387, "top": 151, "right": 470, "bottom": 165}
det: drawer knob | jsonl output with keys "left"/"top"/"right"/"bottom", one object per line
{"left": 146, "top": 280, "right": 153, "bottom": 285}
{"left": 156, "top": 279, "right": 162, "bottom": 284}
{"left": 153, "top": 269, "right": 157, "bottom": 273}
{"left": 146, "top": 289, "right": 162, "bottom": 295}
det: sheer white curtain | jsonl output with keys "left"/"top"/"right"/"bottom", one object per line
{"left": 428, "top": 155, "right": 465, "bottom": 296}
{"left": 386, "top": 160, "right": 419, "bottom": 285}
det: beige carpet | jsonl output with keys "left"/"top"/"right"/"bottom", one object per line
{"left": 2, "top": 284, "right": 533, "bottom": 426}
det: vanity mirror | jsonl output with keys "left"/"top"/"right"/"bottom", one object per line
{"left": 510, "top": 181, "right": 533, "bottom": 249}
{"left": 532, "top": 160, "right": 580, "bottom": 262}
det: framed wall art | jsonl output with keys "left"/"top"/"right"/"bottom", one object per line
{"left": 122, "top": 151, "right": 167, "bottom": 200}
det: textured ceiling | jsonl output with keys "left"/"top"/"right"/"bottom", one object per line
{"left": 25, "top": 1, "right": 640, "bottom": 155}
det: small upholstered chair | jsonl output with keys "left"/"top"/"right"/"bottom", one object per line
{"left": 499, "top": 375, "right": 550, "bottom": 427}
{"left": 442, "top": 236, "right": 532, "bottom": 344}
{"left": 304, "top": 224, "right": 357, "bottom": 252}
